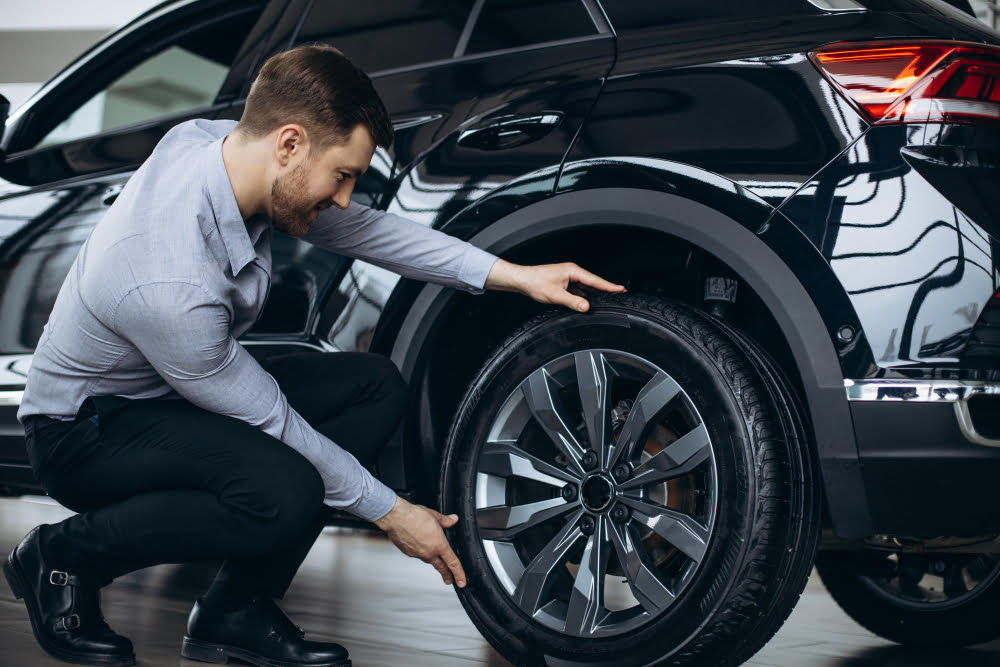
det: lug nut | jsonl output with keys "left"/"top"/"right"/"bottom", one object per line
{"left": 611, "top": 463, "right": 630, "bottom": 482}
{"left": 580, "top": 515, "right": 596, "bottom": 535}
{"left": 561, "top": 485, "right": 578, "bottom": 502}
{"left": 582, "top": 451, "right": 599, "bottom": 470}
{"left": 610, "top": 505, "right": 629, "bottom": 523}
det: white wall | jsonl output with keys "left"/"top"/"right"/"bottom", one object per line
{"left": 0, "top": 0, "right": 163, "bottom": 113}
{"left": 0, "top": 0, "right": 164, "bottom": 30}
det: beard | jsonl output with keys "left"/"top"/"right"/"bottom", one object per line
{"left": 270, "top": 161, "right": 315, "bottom": 237}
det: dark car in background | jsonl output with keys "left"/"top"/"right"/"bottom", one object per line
{"left": 1, "top": 0, "right": 999, "bottom": 664}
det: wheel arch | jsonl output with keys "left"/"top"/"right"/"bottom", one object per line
{"left": 388, "top": 186, "right": 873, "bottom": 537}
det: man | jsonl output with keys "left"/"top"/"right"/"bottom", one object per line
{"left": 2, "top": 44, "right": 625, "bottom": 667}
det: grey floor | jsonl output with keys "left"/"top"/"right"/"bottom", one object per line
{"left": 3, "top": 495, "right": 1000, "bottom": 667}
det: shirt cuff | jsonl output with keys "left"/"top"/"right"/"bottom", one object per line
{"left": 457, "top": 243, "right": 498, "bottom": 295}
{"left": 333, "top": 476, "right": 397, "bottom": 522}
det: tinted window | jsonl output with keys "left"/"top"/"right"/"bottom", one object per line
{"left": 36, "top": 8, "right": 261, "bottom": 148}
{"left": 599, "top": 0, "right": 819, "bottom": 30}
{"left": 465, "top": 0, "right": 597, "bottom": 55}
{"left": 295, "top": 1, "right": 472, "bottom": 74}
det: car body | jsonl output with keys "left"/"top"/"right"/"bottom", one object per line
{"left": 1, "top": 0, "right": 999, "bottom": 663}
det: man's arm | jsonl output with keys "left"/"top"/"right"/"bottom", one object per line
{"left": 302, "top": 200, "right": 498, "bottom": 293}
{"left": 111, "top": 280, "right": 395, "bottom": 522}
{"left": 303, "top": 201, "right": 627, "bottom": 310}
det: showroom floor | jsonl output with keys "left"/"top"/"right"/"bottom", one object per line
{"left": 3, "top": 496, "right": 1000, "bottom": 667}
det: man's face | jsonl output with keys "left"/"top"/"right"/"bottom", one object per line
{"left": 270, "top": 123, "right": 375, "bottom": 237}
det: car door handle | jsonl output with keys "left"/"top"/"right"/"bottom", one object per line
{"left": 101, "top": 184, "right": 124, "bottom": 206}
{"left": 457, "top": 112, "right": 563, "bottom": 151}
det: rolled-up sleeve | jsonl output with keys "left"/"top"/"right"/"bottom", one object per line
{"left": 303, "top": 201, "right": 498, "bottom": 294}
{"left": 111, "top": 281, "right": 396, "bottom": 521}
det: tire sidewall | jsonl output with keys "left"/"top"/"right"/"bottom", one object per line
{"left": 441, "top": 303, "right": 765, "bottom": 665}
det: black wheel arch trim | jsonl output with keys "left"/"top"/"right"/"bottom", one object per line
{"left": 389, "top": 187, "right": 874, "bottom": 537}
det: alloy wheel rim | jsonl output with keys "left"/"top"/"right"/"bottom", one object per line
{"left": 474, "top": 348, "right": 719, "bottom": 637}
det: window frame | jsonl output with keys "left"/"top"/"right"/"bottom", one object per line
{"left": 286, "top": 0, "right": 612, "bottom": 82}
{"left": 1, "top": 0, "right": 270, "bottom": 159}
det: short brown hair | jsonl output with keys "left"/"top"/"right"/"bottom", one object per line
{"left": 236, "top": 44, "right": 393, "bottom": 151}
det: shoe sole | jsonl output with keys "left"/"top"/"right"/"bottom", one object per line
{"left": 3, "top": 548, "right": 136, "bottom": 667}
{"left": 181, "top": 635, "right": 351, "bottom": 667}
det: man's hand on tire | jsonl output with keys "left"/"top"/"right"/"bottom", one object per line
{"left": 373, "top": 496, "right": 467, "bottom": 588}
{"left": 483, "top": 257, "right": 626, "bottom": 312}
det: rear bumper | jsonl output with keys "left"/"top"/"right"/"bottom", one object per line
{"left": 848, "top": 379, "right": 1000, "bottom": 536}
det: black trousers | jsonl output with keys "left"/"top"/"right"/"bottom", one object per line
{"left": 21, "top": 350, "right": 407, "bottom": 599}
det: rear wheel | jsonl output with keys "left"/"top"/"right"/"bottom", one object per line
{"left": 816, "top": 550, "right": 1000, "bottom": 647}
{"left": 440, "top": 293, "right": 822, "bottom": 666}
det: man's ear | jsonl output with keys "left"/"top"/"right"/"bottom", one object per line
{"left": 275, "top": 124, "right": 308, "bottom": 166}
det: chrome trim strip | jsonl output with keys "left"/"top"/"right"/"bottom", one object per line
{"left": 845, "top": 379, "right": 1000, "bottom": 448}
{"left": 805, "top": 0, "right": 866, "bottom": 11}
{"left": 0, "top": 391, "right": 24, "bottom": 407}
{"left": 240, "top": 339, "right": 333, "bottom": 352}
{"left": 955, "top": 401, "right": 1000, "bottom": 448}
{"left": 844, "top": 379, "right": 1000, "bottom": 402}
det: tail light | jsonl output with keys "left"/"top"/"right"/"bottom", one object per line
{"left": 809, "top": 40, "right": 1000, "bottom": 126}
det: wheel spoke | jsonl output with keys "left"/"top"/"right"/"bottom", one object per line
{"left": 565, "top": 515, "right": 610, "bottom": 635}
{"left": 574, "top": 350, "right": 615, "bottom": 468}
{"left": 608, "top": 372, "right": 681, "bottom": 470}
{"left": 479, "top": 440, "right": 581, "bottom": 486}
{"left": 620, "top": 497, "right": 710, "bottom": 563}
{"left": 512, "top": 513, "right": 585, "bottom": 615}
{"left": 523, "top": 367, "right": 587, "bottom": 475}
{"left": 477, "top": 497, "right": 577, "bottom": 541}
{"left": 608, "top": 519, "right": 676, "bottom": 614}
{"left": 619, "top": 423, "right": 710, "bottom": 490}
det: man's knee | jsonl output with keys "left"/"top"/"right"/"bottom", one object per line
{"left": 220, "top": 453, "right": 324, "bottom": 539}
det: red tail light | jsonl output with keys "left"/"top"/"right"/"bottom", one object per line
{"left": 809, "top": 40, "right": 1000, "bottom": 126}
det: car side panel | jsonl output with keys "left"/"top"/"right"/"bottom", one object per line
{"left": 777, "top": 124, "right": 999, "bottom": 370}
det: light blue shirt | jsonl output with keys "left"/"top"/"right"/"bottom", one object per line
{"left": 17, "top": 118, "right": 499, "bottom": 522}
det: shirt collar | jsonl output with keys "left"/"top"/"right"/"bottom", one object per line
{"left": 205, "top": 132, "right": 258, "bottom": 276}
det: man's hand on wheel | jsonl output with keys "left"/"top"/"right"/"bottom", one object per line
{"left": 374, "top": 496, "right": 467, "bottom": 588}
{"left": 484, "top": 257, "right": 626, "bottom": 312}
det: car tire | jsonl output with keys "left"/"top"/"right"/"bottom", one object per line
{"left": 439, "top": 293, "right": 822, "bottom": 666}
{"left": 816, "top": 550, "right": 1000, "bottom": 648}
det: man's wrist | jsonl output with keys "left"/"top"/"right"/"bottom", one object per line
{"left": 373, "top": 494, "right": 403, "bottom": 531}
{"left": 484, "top": 257, "right": 525, "bottom": 293}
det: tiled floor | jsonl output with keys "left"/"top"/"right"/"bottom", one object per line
{"left": 3, "top": 495, "right": 1000, "bottom": 666}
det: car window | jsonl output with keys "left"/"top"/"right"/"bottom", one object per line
{"left": 464, "top": 0, "right": 597, "bottom": 55}
{"left": 36, "top": 7, "right": 261, "bottom": 149}
{"left": 294, "top": 1, "right": 473, "bottom": 74}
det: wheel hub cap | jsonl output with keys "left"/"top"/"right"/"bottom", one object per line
{"left": 581, "top": 474, "right": 615, "bottom": 512}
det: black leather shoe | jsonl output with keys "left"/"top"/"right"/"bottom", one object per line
{"left": 3, "top": 524, "right": 135, "bottom": 666}
{"left": 181, "top": 593, "right": 351, "bottom": 666}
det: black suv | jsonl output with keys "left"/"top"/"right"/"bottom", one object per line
{"left": 1, "top": 1, "right": 999, "bottom": 665}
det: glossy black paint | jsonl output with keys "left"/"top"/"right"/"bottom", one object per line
{"left": 0, "top": 0, "right": 998, "bottom": 539}
{"left": 778, "top": 123, "right": 998, "bottom": 370}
